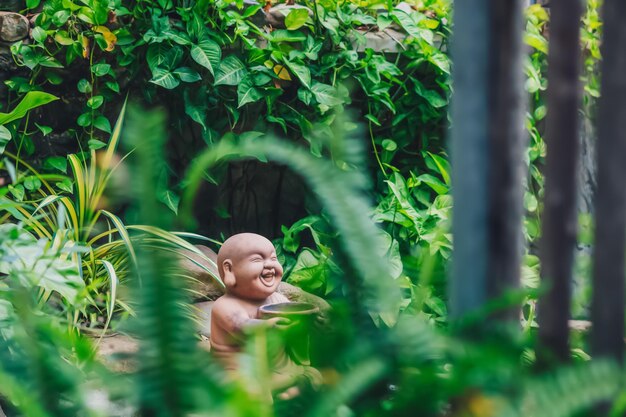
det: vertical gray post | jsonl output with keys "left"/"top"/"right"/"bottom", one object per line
{"left": 486, "top": 0, "right": 526, "bottom": 320}
{"left": 450, "top": 0, "right": 490, "bottom": 317}
{"left": 538, "top": 0, "right": 583, "bottom": 363}
{"left": 591, "top": 0, "right": 626, "bottom": 363}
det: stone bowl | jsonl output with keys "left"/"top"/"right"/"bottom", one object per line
{"left": 259, "top": 302, "right": 319, "bottom": 365}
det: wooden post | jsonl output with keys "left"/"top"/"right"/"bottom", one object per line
{"left": 450, "top": 0, "right": 490, "bottom": 317}
{"left": 538, "top": 0, "right": 583, "bottom": 363}
{"left": 591, "top": 0, "right": 626, "bottom": 363}
{"left": 486, "top": 0, "right": 526, "bottom": 321}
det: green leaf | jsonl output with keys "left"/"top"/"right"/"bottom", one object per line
{"left": 77, "top": 112, "right": 91, "bottom": 127}
{"left": 92, "top": 63, "right": 111, "bottom": 77}
{"left": 56, "top": 178, "right": 73, "bottom": 193}
{"left": 23, "top": 176, "right": 41, "bottom": 191}
{"left": 54, "top": 30, "right": 73, "bottom": 45}
{"left": 26, "top": 0, "right": 40, "bottom": 8}
{"left": 414, "top": 79, "right": 447, "bottom": 108}
{"left": 285, "top": 8, "right": 309, "bottom": 30}
{"left": 190, "top": 38, "right": 221, "bottom": 76}
{"left": 270, "top": 29, "right": 306, "bottom": 43}
{"left": 31, "top": 27, "right": 47, "bottom": 43}
{"left": 426, "top": 152, "right": 451, "bottom": 185}
{"left": 105, "top": 81, "right": 120, "bottom": 93}
{"left": 146, "top": 43, "right": 169, "bottom": 71}
{"left": 382, "top": 139, "right": 397, "bottom": 151}
{"left": 157, "top": 190, "right": 180, "bottom": 214}
{"left": 416, "top": 173, "right": 448, "bottom": 195}
{"left": 87, "top": 95, "right": 104, "bottom": 109}
{"left": 88, "top": 139, "right": 107, "bottom": 150}
{"left": 377, "top": 13, "right": 392, "bottom": 31}
{"left": 77, "top": 78, "right": 92, "bottom": 93}
{"left": 9, "top": 184, "right": 25, "bottom": 201}
{"left": 284, "top": 60, "right": 311, "bottom": 88}
{"left": 237, "top": 78, "right": 263, "bottom": 108}
{"left": 93, "top": 115, "right": 111, "bottom": 133}
{"left": 0, "top": 125, "right": 11, "bottom": 154}
{"left": 35, "top": 123, "right": 52, "bottom": 135}
{"left": 311, "top": 82, "right": 343, "bottom": 106}
{"left": 0, "top": 91, "right": 58, "bottom": 125}
{"left": 44, "top": 156, "right": 67, "bottom": 173}
{"left": 214, "top": 55, "right": 246, "bottom": 86}
{"left": 391, "top": 10, "right": 420, "bottom": 38}
{"left": 150, "top": 68, "right": 180, "bottom": 89}
{"left": 52, "top": 10, "right": 71, "bottom": 26}
{"left": 173, "top": 67, "right": 202, "bottom": 83}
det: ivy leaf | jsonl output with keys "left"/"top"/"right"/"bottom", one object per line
{"left": 190, "top": 38, "right": 221, "bottom": 76}
{"left": 158, "top": 190, "right": 180, "bottom": 214}
{"left": 9, "top": 184, "right": 25, "bottom": 201}
{"left": 173, "top": 67, "right": 202, "bottom": 83}
{"left": 311, "top": 82, "right": 343, "bottom": 106}
{"left": 77, "top": 78, "right": 92, "bottom": 93}
{"left": 237, "top": 78, "right": 263, "bottom": 108}
{"left": 93, "top": 116, "right": 111, "bottom": 133}
{"left": 54, "top": 30, "right": 73, "bottom": 45}
{"left": 88, "top": 139, "right": 107, "bottom": 150}
{"left": 428, "top": 52, "right": 450, "bottom": 74}
{"left": 93, "top": 26, "right": 117, "bottom": 51}
{"left": 270, "top": 30, "right": 306, "bottom": 43}
{"left": 377, "top": 13, "right": 392, "bottom": 31}
{"left": 32, "top": 27, "right": 47, "bottom": 43}
{"left": 414, "top": 79, "right": 447, "bottom": 108}
{"left": 92, "top": 63, "right": 111, "bottom": 76}
{"left": 105, "top": 81, "right": 120, "bottom": 93}
{"left": 52, "top": 10, "right": 70, "bottom": 26}
{"left": 56, "top": 178, "right": 73, "bottom": 193}
{"left": 150, "top": 68, "right": 180, "bottom": 89}
{"left": 23, "top": 176, "right": 42, "bottom": 191}
{"left": 215, "top": 55, "right": 246, "bottom": 86}
{"left": 44, "top": 156, "right": 67, "bottom": 173}
{"left": 285, "top": 8, "right": 309, "bottom": 31}
{"left": 284, "top": 60, "right": 311, "bottom": 88}
{"left": 35, "top": 123, "right": 52, "bottom": 136}
{"left": 0, "top": 126, "right": 11, "bottom": 154}
{"left": 87, "top": 95, "right": 104, "bottom": 109}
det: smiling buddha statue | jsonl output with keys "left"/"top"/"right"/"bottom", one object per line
{"left": 210, "top": 233, "right": 321, "bottom": 400}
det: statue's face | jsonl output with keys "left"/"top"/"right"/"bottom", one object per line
{"left": 228, "top": 236, "right": 283, "bottom": 300}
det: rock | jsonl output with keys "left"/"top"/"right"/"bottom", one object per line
{"left": 193, "top": 300, "right": 214, "bottom": 337}
{"left": 0, "top": 0, "right": 24, "bottom": 12}
{"left": 177, "top": 244, "right": 224, "bottom": 301}
{"left": 0, "top": 12, "right": 29, "bottom": 42}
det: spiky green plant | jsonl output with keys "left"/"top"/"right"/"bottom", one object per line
{"left": 0, "top": 103, "right": 222, "bottom": 332}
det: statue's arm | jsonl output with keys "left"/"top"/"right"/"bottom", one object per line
{"left": 212, "top": 299, "right": 283, "bottom": 337}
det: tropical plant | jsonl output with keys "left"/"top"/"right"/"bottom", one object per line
{"left": 0, "top": 103, "right": 222, "bottom": 332}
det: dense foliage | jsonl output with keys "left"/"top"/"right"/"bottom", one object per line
{"left": 0, "top": 0, "right": 617, "bottom": 416}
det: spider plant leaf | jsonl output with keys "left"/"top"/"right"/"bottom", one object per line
{"left": 101, "top": 98, "right": 127, "bottom": 173}
{"left": 68, "top": 154, "right": 86, "bottom": 228}
{"left": 96, "top": 259, "right": 118, "bottom": 340}
{"left": 100, "top": 210, "right": 138, "bottom": 272}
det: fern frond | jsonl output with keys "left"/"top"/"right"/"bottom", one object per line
{"left": 505, "top": 360, "right": 622, "bottom": 417}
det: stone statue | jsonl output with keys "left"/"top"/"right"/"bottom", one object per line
{"left": 210, "top": 233, "right": 321, "bottom": 399}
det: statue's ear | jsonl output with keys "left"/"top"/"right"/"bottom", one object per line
{"left": 222, "top": 259, "right": 236, "bottom": 288}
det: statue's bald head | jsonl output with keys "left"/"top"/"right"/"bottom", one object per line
{"left": 217, "top": 233, "right": 274, "bottom": 278}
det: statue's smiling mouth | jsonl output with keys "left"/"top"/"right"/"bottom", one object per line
{"left": 259, "top": 271, "right": 276, "bottom": 287}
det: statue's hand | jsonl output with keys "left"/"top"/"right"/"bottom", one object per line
{"left": 266, "top": 316, "right": 293, "bottom": 330}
